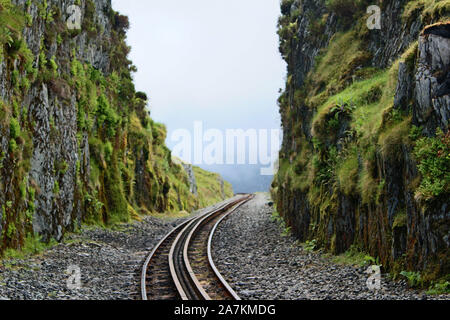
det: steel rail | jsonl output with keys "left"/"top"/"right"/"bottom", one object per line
{"left": 141, "top": 195, "right": 253, "bottom": 300}
{"left": 206, "top": 194, "right": 254, "bottom": 300}
{"left": 169, "top": 197, "right": 244, "bottom": 300}
{"left": 179, "top": 194, "right": 252, "bottom": 300}
{"left": 140, "top": 218, "right": 192, "bottom": 300}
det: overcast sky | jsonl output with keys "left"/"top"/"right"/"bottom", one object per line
{"left": 111, "top": 0, "right": 285, "bottom": 138}
{"left": 110, "top": 1, "right": 285, "bottom": 191}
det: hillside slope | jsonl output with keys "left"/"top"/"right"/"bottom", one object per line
{"left": 273, "top": 0, "right": 449, "bottom": 284}
{"left": 0, "top": 0, "right": 232, "bottom": 253}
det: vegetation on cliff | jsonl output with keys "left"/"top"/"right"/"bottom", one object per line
{"left": 193, "top": 166, "right": 234, "bottom": 208}
{"left": 273, "top": 0, "right": 449, "bottom": 288}
{"left": 0, "top": 0, "right": 233, "bottom": 256}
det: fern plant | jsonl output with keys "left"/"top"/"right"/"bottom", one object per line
{"left": 400, "top": 271, "right": 423, "bottom": 288}
{"left": 304, "top": 239, "right": 317, "bottom": 252}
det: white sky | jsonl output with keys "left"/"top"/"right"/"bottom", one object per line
{"left": 111, "top": 0, "right": 286, "bottom": 151}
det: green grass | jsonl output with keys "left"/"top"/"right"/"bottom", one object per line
{"left": 271, "top": 209, "right": 292, "bottom": 237}
{"left": 393, "top": 211, "right": 407, "bottom": 229}
{"left": 312, "top": 41, "right": 419, "bottom": 149}
{"left": 193, "top": 166, "right": 234, "bottom": 208}
{"left": 403, "top": 0, "right": 450, "bottom": 24}
{"left": 427, "top": 281, "right": 450, "bottom": 295}
{"left": 307, "top": 67, "right": 397, "bottom": 203}
{"left": 314, "top": 69, "right": 394, "bottom": 138}
{"left": 0, "top": 0, "right": 25, "bottom": 58}
{"left": 400, "top": 271, "right": 423, "bottom": 288}
{"left": 308, "top": 49, "right": 416, "bottom": 203}
{"left": 307, "top": 30, "right": 371, "bottom": 107}
{"left": 378, "top": 117, "right": 412, "bottom": 161}
{"left": 332, "top": 245, "right": 378, "bottom": 267}
{"left": 336, "top": 145, "right": 359, "bottom": 196}
{"left": 1, "top": 234, "right": 58, "bottom": 260}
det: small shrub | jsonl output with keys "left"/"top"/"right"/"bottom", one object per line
{"left": 271, "top": 210, "right": 291, "bottom": 236}
{"left": 378, "top": 117, "right": 411, "bottom": 161}
{"left": 427, "top": 281, "right": 450, "bottom": 295}
{"left": 413, "top": 129, "right": 450, "bottom": 201}
{"left": 9, "top": 138, "right": 17, "bottom": 152}
{"left": 330, "top": 98, "right": 357, "bottom": 115}
{"left": 114, "top": 13, "right": 130, "bottom": 33}
{"left": 271, "top": 210, "right": 282, "bottom": 223}
{"left": 53, "top": 180, "right": 59, "bottom": 195}
{"left": 280, "top": 0, "right": 295, "bottom": 15}
{"left": 409, "top": 125, "right": 423, "bottom": 141}
{"left": 5, "top": 37, "right": 23, "bottom": 56}
{"left": 70, "top": 58, "right": 84, "bottom": 77}
{"left": 96, "top": 94, "right": 119, "bottom": 138}
{"left": 2, "top": 234, "right": 57, "bottom": 260}
{"left": 9, "top": 117, "right": 20, "bottom": 139}
{"left": 49, "top": 55, "right": 58, "bottom": 72}
{"left": 304, "top": 239, "right": 317, "bottom": 252}
{"left": 400, "top": 271, "right": 423, "bottom": 288}
{"left": 135, "top": 91, "right": 148, "bottom": 101}
{"left": 336, "top": 147, "right": 359, "bottom": 196}
{"left": 281, "top": 226, "right": 292, "bottom": 237}
{"left": 84, "top": 191, "right": 105, "bottom": 225}
{"left": 313, "top": 147, "right": 338, "bottom": 186}
{"left": 325, "top": 0, "right": 370, "bottom": 27}
{"left": 104, "top": 141, "right": 113, "bottom": 162}
{"left": 333, "top": 244, "right": 378, "bottom": 266}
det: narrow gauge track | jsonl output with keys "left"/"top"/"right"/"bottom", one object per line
{"left": 141, "top": 194, "right": 253, "bottom": 300}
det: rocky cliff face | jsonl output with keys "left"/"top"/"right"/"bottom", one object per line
{"left": 274, "top": 0, "right": 449, "bottom": 283}
{"left": 414, "top": 26, "right": 450, "bottom": 134}
{"left": 0, "top": 0, "right": 232, "bottom": 252}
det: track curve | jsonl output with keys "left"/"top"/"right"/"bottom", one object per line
{"left": 141, "top": 194, "right": 253, "bottom": 300}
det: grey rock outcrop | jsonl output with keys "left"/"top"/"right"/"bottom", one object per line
{"left": 172, "top": 157, "right": 198, "bottom": 196}
{"left": 415, "top": 29, "right": 450, "bottom": 135}
{"left": 21, "top": 0, "right": 109, "bottom": 241}
{"left": 367, "top": 0, "right": 423, "bottom": 68}
{"left": 0, "top": 0, "right": 114, "bottom": 242}
{"left": 394, "top": 60, "right": 415, "bottom": 110}
{"left": 182, "top": 163, "right": 198, "bottom": 196}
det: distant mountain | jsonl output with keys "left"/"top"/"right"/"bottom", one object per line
{"left": 197, "top": 164, "right": 274, "bottom": 194}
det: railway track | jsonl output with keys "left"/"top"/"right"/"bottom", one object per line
{"left": 141, "top": 194, "right": 253, "bottom": 300}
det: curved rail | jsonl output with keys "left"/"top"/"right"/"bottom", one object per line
{"left": 169, "top": 216, "right": 206, "bottom": 300}
{"left": 141, "top": 194, "right": 253, "bottom": 300}
{"left": 140, "top": 218, "right": 192, "bottom": 300}
{"left": 207, "top": 199, "right": 252, "bottom": 300}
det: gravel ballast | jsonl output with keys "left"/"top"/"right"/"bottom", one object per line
{"left": 212, "top": 193, "right": 449, "bottom": 300}
{"left": 0, "top": 214, "right": 192, "bottom": 300}
{"left": 1, "top": 194, "right": 447, "bottom": 300}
